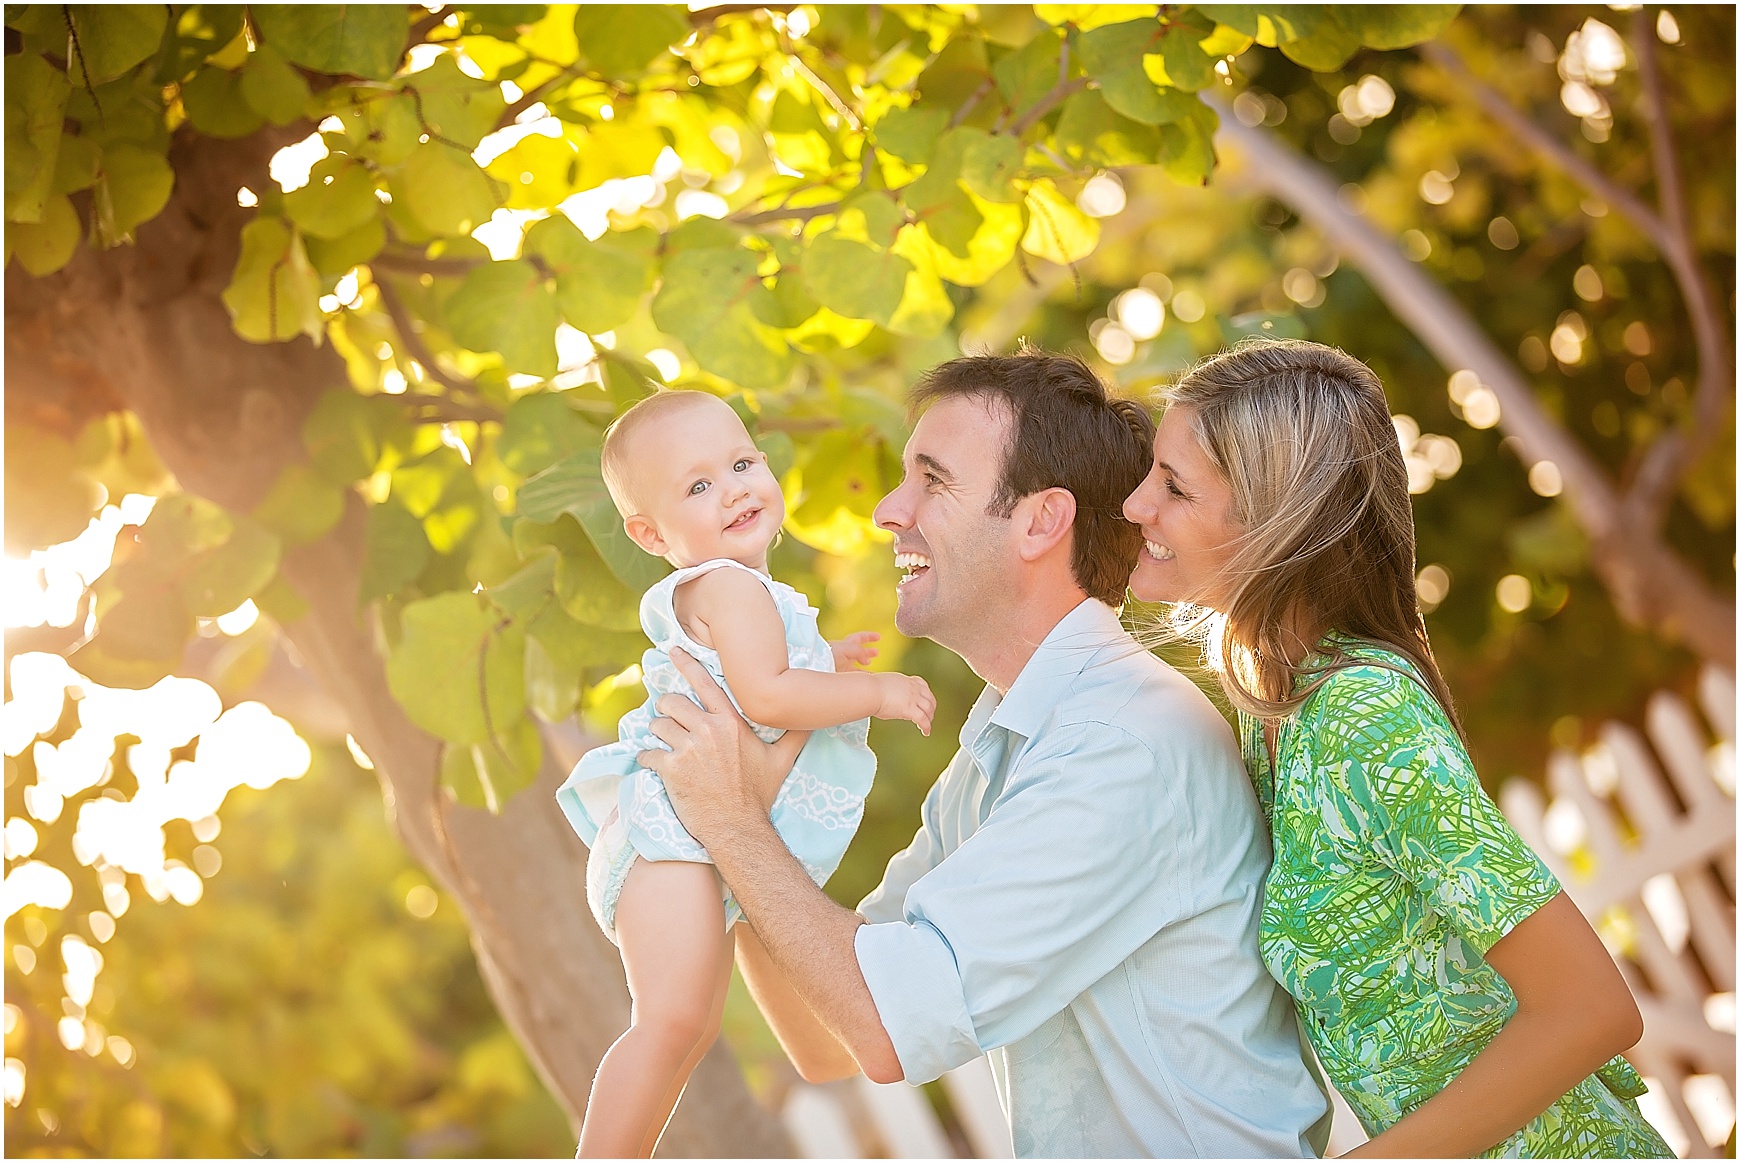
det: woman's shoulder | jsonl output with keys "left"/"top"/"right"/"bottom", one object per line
{"left": 1294, "top": 641, "right": 1456, "bottom": 760}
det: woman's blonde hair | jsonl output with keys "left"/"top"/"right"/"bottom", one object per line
{"left": 1159, "top": 337, "right": 1464, "bottom": 738}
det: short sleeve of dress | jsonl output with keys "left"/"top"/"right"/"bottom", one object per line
{"left": 1311, "top": 660, "right": 1561, "bottom": 954}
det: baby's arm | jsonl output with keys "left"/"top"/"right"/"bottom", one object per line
{"left": 678, "top": 569, "right": 934, "bottom": 735}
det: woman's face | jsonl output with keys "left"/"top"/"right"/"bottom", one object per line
{"left": 1123, "top": 405, "right": 1243, "bottom": 608}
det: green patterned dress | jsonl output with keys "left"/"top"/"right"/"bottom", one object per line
{"left": 1242, "top": 640, "right": 1672, "bottom": 1158}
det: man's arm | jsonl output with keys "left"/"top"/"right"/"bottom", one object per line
{"left": 734, "top": 926, "right": 859, "bottom": 1083}
{"left": 640, "top": 648, "right": 904, "bottom": 1083}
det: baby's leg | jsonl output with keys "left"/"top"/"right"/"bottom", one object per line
{"left": 577, "top": 858, "right": 729, "bottom": 1158}
{"left": 634, "top": 925, "right": 737, "bottom": 1156}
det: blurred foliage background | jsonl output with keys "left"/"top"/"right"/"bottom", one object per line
{"left": 4, "top": 2, "right": 1731, "bottom": 1156}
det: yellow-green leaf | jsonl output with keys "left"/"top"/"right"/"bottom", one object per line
{"left": 1021, "top": 178, "right": 1100, "bottom": 264}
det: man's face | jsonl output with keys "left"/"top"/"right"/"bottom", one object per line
{"left": 873, "top": 395, "right": 1016, "bottom": 645}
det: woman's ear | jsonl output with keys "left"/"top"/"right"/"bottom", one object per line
{"left": 624, "top": 514, "right": 666, "bottom": 557}
{"left": 1015, "top": 487, "right": 1077, "bottom": 562}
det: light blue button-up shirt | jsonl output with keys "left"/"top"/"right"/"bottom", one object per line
{"left": 855, "top": 599, "right": 1330, "bottom": 1158}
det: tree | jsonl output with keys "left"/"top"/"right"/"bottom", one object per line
{"left": 5, "top": 3, "right": 1729, "bottom": 1152}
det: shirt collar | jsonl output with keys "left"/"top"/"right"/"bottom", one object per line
{"left": 962, "top": 598, "right": 1127, "bottom": 743}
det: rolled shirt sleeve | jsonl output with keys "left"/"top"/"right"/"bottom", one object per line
{"left": 854, "top": 722, "right": 1188, "bottom": 1084}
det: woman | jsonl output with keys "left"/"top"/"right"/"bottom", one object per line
{"left": 1122, "top": 338, "right": 1671, "bottom": 1158}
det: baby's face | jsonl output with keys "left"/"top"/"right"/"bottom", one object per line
{"left": 621, "top": 399, "right": 785, "bottom": 570}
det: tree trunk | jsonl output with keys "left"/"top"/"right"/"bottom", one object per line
{"left": 4, "top": 124, "right": 791, "bottom": 1158}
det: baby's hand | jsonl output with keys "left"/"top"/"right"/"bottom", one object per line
{"left": 874, "top": 672, "right": 935, "bottom": 736}
{"left": 831, "top": 631, "right": 880, "bottom": 670}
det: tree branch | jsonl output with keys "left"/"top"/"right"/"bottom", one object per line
{"left": 1211, "top": 104, "right": 1734, "bottom": 668}
{"left": 374, "top": 275, "right": 477, "bottom": 397}
{"left": 949, "top": 77, "right": 996, "bottom": 128}
{"left": 1418, "top": 42, "right": 1673, "bottom": 256}
{"left": 1009, "top": 76, "right": 1088, "bottom": 137}
{"left": 688, "top": 3, "right": 794, "bottom": 26}
{"left": 1624, "top": 11, "right": 1733, "bottom": 526}
{"left": 407, "top": 5, "right": 455, "bottom": 47}
{"left": 728, "top": 200, "right": 843, "bottom": 226}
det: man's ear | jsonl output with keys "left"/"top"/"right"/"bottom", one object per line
{"left": 624, "top": 514, "right": 667, "bottom": 557}
{"left": 1015, "top": 487, "right": 1076, "bottom": 562}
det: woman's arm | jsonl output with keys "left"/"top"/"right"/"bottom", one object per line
{"left": 682, "top": 568, "right": 933, "bottom": 733}
{"left": 1347, "top": 892, "right": 1643, "bottom": 1158}
{"left": 735, "top": 924, "right": 861, "bottom": 1083}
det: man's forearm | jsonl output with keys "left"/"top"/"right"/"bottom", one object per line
{"left": 709, "top": 812, "right": 904, "bottom": 1083}
{"left": 735, "top": 926, "right": 859, "bottom": 1083}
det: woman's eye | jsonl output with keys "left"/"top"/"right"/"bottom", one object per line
{"left": 1166, "top": 479, "right": 1185, "bottom": 499}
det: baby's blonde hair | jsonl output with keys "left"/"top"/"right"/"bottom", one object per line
{"left": 599, "top": 390, "right": 732, "bottom": 516}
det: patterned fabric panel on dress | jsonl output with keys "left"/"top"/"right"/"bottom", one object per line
{"left": 1242, "top": 640, "right": 1672, "bottom": 1159}
{"left": 556, "top": 557, "right": 874, "bottom": 942}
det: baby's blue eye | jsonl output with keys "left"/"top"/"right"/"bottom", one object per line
{"left": 689, "top": 480, "right": 707, "bottom": 496}
{"left": 734, "top": 458, "right": 751, "bottom": 472}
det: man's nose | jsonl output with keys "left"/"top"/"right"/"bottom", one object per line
{"left": 873, "top": 478, "right": 912, "bottom": 531}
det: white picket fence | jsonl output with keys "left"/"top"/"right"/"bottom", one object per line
{"left": 1502, "top": 666, "right": 1736, "bottom": 1157}
{"left": 780, "top": 668, "right": 1737, "bottom": 1158}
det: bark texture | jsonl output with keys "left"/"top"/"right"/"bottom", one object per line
{"left": 5, "top": 123, "right": 791, "bottom": 1158}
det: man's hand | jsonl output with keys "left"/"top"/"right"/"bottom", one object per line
{"left": 830, "top": 631, "right": 880, "bottom": 670}
{"left": 639, "top": 647, "right": 808, "bottom": 844}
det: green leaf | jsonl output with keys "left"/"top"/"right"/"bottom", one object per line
{"left": 1021, "top": 178, "right": 1100, "bottom": 264}
{"left": 253, "top": 462, "right": 345, "bottom": 545}
{"left": 4, "top": 51, "right": 71, "bottom": 223}
{"left": 486, "top": 131, "right": 581, "bottom": 210}
{"left": 517, "top": 449, "right": 670, "bottom": 592}
{"left": 444, "top": 259, "right": 559, "bottom": 378}
{"left": 333, "top": 89, "right": 422, "bottom": 166}
{"left": 1152, "top": 25, "right": 1217, "bottom": 91}
{"left": 1054, "top": 90, "right": 1161, "bottom": 167}
{"left": 1329, "top": 5, "right": 1460, "bottom": 50}
{"left": 66, "top": 5, "right": 169, "bottom": 86}
{"left": 496, "top": 392, "right": 601, "bottom": 477}
{"left": 403, "top": 54, "right": 508, "bottom": 150}
{"left": 304, "top": 215, "right": 386, "bottom": 276}
{"left": 387, "top": 592, "right": 525, "bottom": 746}
{"left": 526, "top": 218, "right": 656, "bottom": 333}
{"left": 1278, "top": 15, "right": 1361, "bottom": 71}
{"left": 573, "top": 4, "right": 688, "bottom": 76}
{"left": 1156, "top": 102, "right": 1218, "bottom": 186}
{"left": 803, "top": 234, "right": 913, "bottom": 326}
{"left": 1195, "top": 6, "right": 1321, "bottom": 45}
{"left": 524, "top": 633, "right": 582, "bottom": 723}
{"left": 91, "top": 143, "right": 174, "bottom": 244}
{"left": 960, "top": 133, "right": 1024, "bottom": 203}
{"left": 252, "top": 5, "right": 410, "bottom": 81}
{"left": 1075, "top": 19, "right": 1176, "bottom": 124}
{"left": 651, "top": 246, "right": 793, "bottom": 390}
{"left": 51, "top": 134, "right": 101, "bottom": 195}
{"left": 284, "top": 156, "right": 380, "bottom": 240}
{"left": 222, "top": 216, "right": 323, "bottom": 343}
{"left": 441, "top": 715, "right": 540, "bottom": 812}
{"left": 303, "top": 389, "right": 382, "bottom": 484}
{"left": 9, "top": 193, "right": 82, "bottom": 276}
{"left": 902, "top": 190, "right": 1023, "bottom": 286}
{"left": 100, "top": 559, "right": 195, "bottom": 661}
{"left": 993, "top": 27, "right": 1064, "bottom": 111}
{"left": 398, "top": 142, "right": 500, "bottom": 236}
{"left": 240, "top": 42, "right": 313, "bottom": 126}
{"left": 181, "top": 66, "right": 268, "bottom": 138}
{"left": 179, "top": 518, "right": 281, "bottom": 618}
{"left": 529, "top": 601, "right": 645, "bottom": 676}
{"left": 873, "top": 105, "right": 950, "bottom": 164}
{"left": 360, "top": 499, "right": 432, "bottom": 603}
{"left": 484, "top": 548, "right": 559, "bottom": 619}
{"left": 756, "top": 431, "right": 796, "bottom": 482}
{"left": 555, "top": 535, "right": 642, "bottom": 631}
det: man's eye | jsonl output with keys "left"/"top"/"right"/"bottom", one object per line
{"left": 923, "top": 473, "right": 941, "bottom": 487}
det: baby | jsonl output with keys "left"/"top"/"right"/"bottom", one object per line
{"left": 555, "top": 390, "right": 934, "bottom": 1157}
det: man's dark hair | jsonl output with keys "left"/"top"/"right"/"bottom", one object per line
{"left": 912, "top": 345, "right": 1155, "bottom": 607}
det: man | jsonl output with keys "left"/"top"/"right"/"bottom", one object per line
{"left": 641, "top": 350, "right": 1331, "bottom": 1157}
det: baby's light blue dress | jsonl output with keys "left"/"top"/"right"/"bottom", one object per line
{"left": 556, "top": 557, "right": 876, "bottom": 945}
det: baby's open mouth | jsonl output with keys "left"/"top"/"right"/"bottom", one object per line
{"left": 726, "top": 508, "right": 761, "bottom": 531}
{"left": 896, "top": 551, "right": 931, "bottom": 585}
